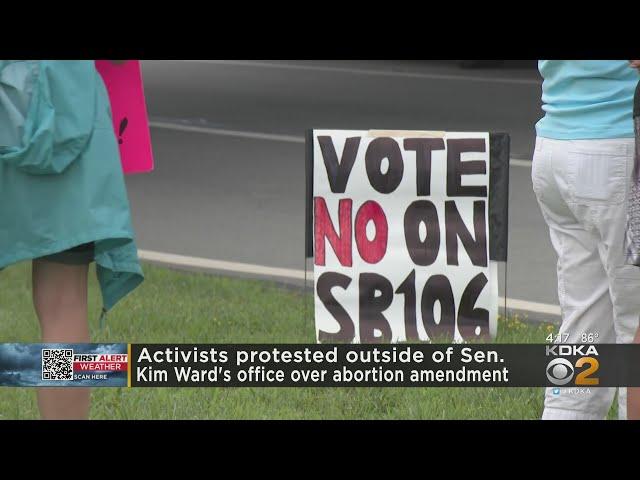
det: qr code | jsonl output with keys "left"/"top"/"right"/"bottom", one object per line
{"left": 42, "top": 349, "right": 73, "bottom": 381}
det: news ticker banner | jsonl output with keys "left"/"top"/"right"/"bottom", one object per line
{"left": 2, "top": 343, "right": 640, "bottom": 388}
{"left": 305, "top": 130, "right": 510, "bottom": 344}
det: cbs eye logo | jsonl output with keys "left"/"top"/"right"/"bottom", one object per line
{"left": 546, "top": 358, "right": 574, "bottom": 385}
{"left": 546, "top": 357, "right": 599, "bottom": 386}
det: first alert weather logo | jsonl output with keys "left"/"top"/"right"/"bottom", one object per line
{"left": 42, "top": 348, "right": 128, "bottom": 382}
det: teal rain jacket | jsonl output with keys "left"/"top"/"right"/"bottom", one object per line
{"left": 0, "top": 60, "right": 143, "bottom": 311}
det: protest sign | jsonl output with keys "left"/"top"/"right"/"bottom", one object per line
{"left": 95, "top": 60, "right": 154, "bottom": 174}
{"left": 307, "top": 130, "right": 509, "bottom": 343}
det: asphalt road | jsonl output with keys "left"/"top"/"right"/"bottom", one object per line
{"left": 126, "top": 60, "right": 558, "bottom": 320}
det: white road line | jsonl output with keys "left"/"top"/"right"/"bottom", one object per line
{"left": 149, "top": 121, "right": 304, "bottom": 143}
{"left": 138, "top": 249, "right": 308, "bottom": 280}
{"left": 182, "top": 60, "right": 542, "bottom": 86}
{"left": 500, "top": 298, "right": 560, "bottom": 316}
{"left": 510, "top": 158, "right": 533, "bottom": 168}
{"left": 149, "top": 121, "right": 533, "bottom": 168}
{"left": 138, "top": 249, "right": 560, "bottom": 317}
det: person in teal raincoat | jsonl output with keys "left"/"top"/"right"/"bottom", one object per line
{"left": 0, "top": 60, "right": 144, "bottom": 419}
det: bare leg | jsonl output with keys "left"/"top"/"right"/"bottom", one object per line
{"left": 32, "top": 259, "right": 90, "bottom": 420}
{"left": 629, "top": 327, "right": 640, "bottom": 420}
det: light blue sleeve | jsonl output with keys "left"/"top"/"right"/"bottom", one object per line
{"left": 0, "top": 60, "right": 97, "bottom": 175}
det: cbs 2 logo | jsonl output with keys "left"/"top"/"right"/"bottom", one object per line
{"left": 546, "top": 357, "right": 599, "bottom": 386}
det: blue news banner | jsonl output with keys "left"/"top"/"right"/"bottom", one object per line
{"left": 2, "top": 343, "right": 640, "bottom": 388}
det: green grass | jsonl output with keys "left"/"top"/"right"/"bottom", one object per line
{"left": 0, "top": 261, "right": 615, "bottom": 419}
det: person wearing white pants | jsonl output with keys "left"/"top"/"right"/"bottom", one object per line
{"left": 534, "top": 60, "right": 640, "bottom": 420}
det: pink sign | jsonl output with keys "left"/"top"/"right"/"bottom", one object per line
{"left": 95, "top": 60, "right": 154, "bottom": 174}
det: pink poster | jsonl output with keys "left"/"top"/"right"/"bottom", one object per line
{"left": 95, "top": 60, "right": 154, "bottom": 174}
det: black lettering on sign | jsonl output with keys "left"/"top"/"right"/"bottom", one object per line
{"left": 365, "top": 137, "right": 404, "bottom": 194}
{"left": 446, "top": 138, "right": 487, "bottom": 197}
{"left": 458, "top": 272, "right": 490, "bottom": 340}
{"left": 445, "top": 200, "right": 487, "bottom": 267}
{"left": 318, "top": 136, "right": 360, "bottom": 193}
{"left": 396, "top": 270, "right": 419, "bottom": 342}
{"left": 403, "top": 138, "right": 445, "bottom": 196}
{"left": 421, "top": 275, "right": 456, "bottom": 341}
{"left": 404, "top": 200, "right": 440, "bottom": 266}
{"left": 316, "top": 272, "right": 354, "bottom": 343}
{"left": 359, "top": 273, "right": 393, "bottom": 343}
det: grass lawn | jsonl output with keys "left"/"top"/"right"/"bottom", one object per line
{"left": 0, "top": 261, "right": 617, "bottom": 420}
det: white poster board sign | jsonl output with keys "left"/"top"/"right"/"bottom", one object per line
{"left": 312, "top": 130, "right": 498, "bottom": 343}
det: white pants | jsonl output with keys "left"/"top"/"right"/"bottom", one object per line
{"left": 532, "top": 136, "right": 640, "bottom": 420}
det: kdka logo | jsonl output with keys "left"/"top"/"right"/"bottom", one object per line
{"left": 545, "top": 345, "right": 600, "bottom": 386}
